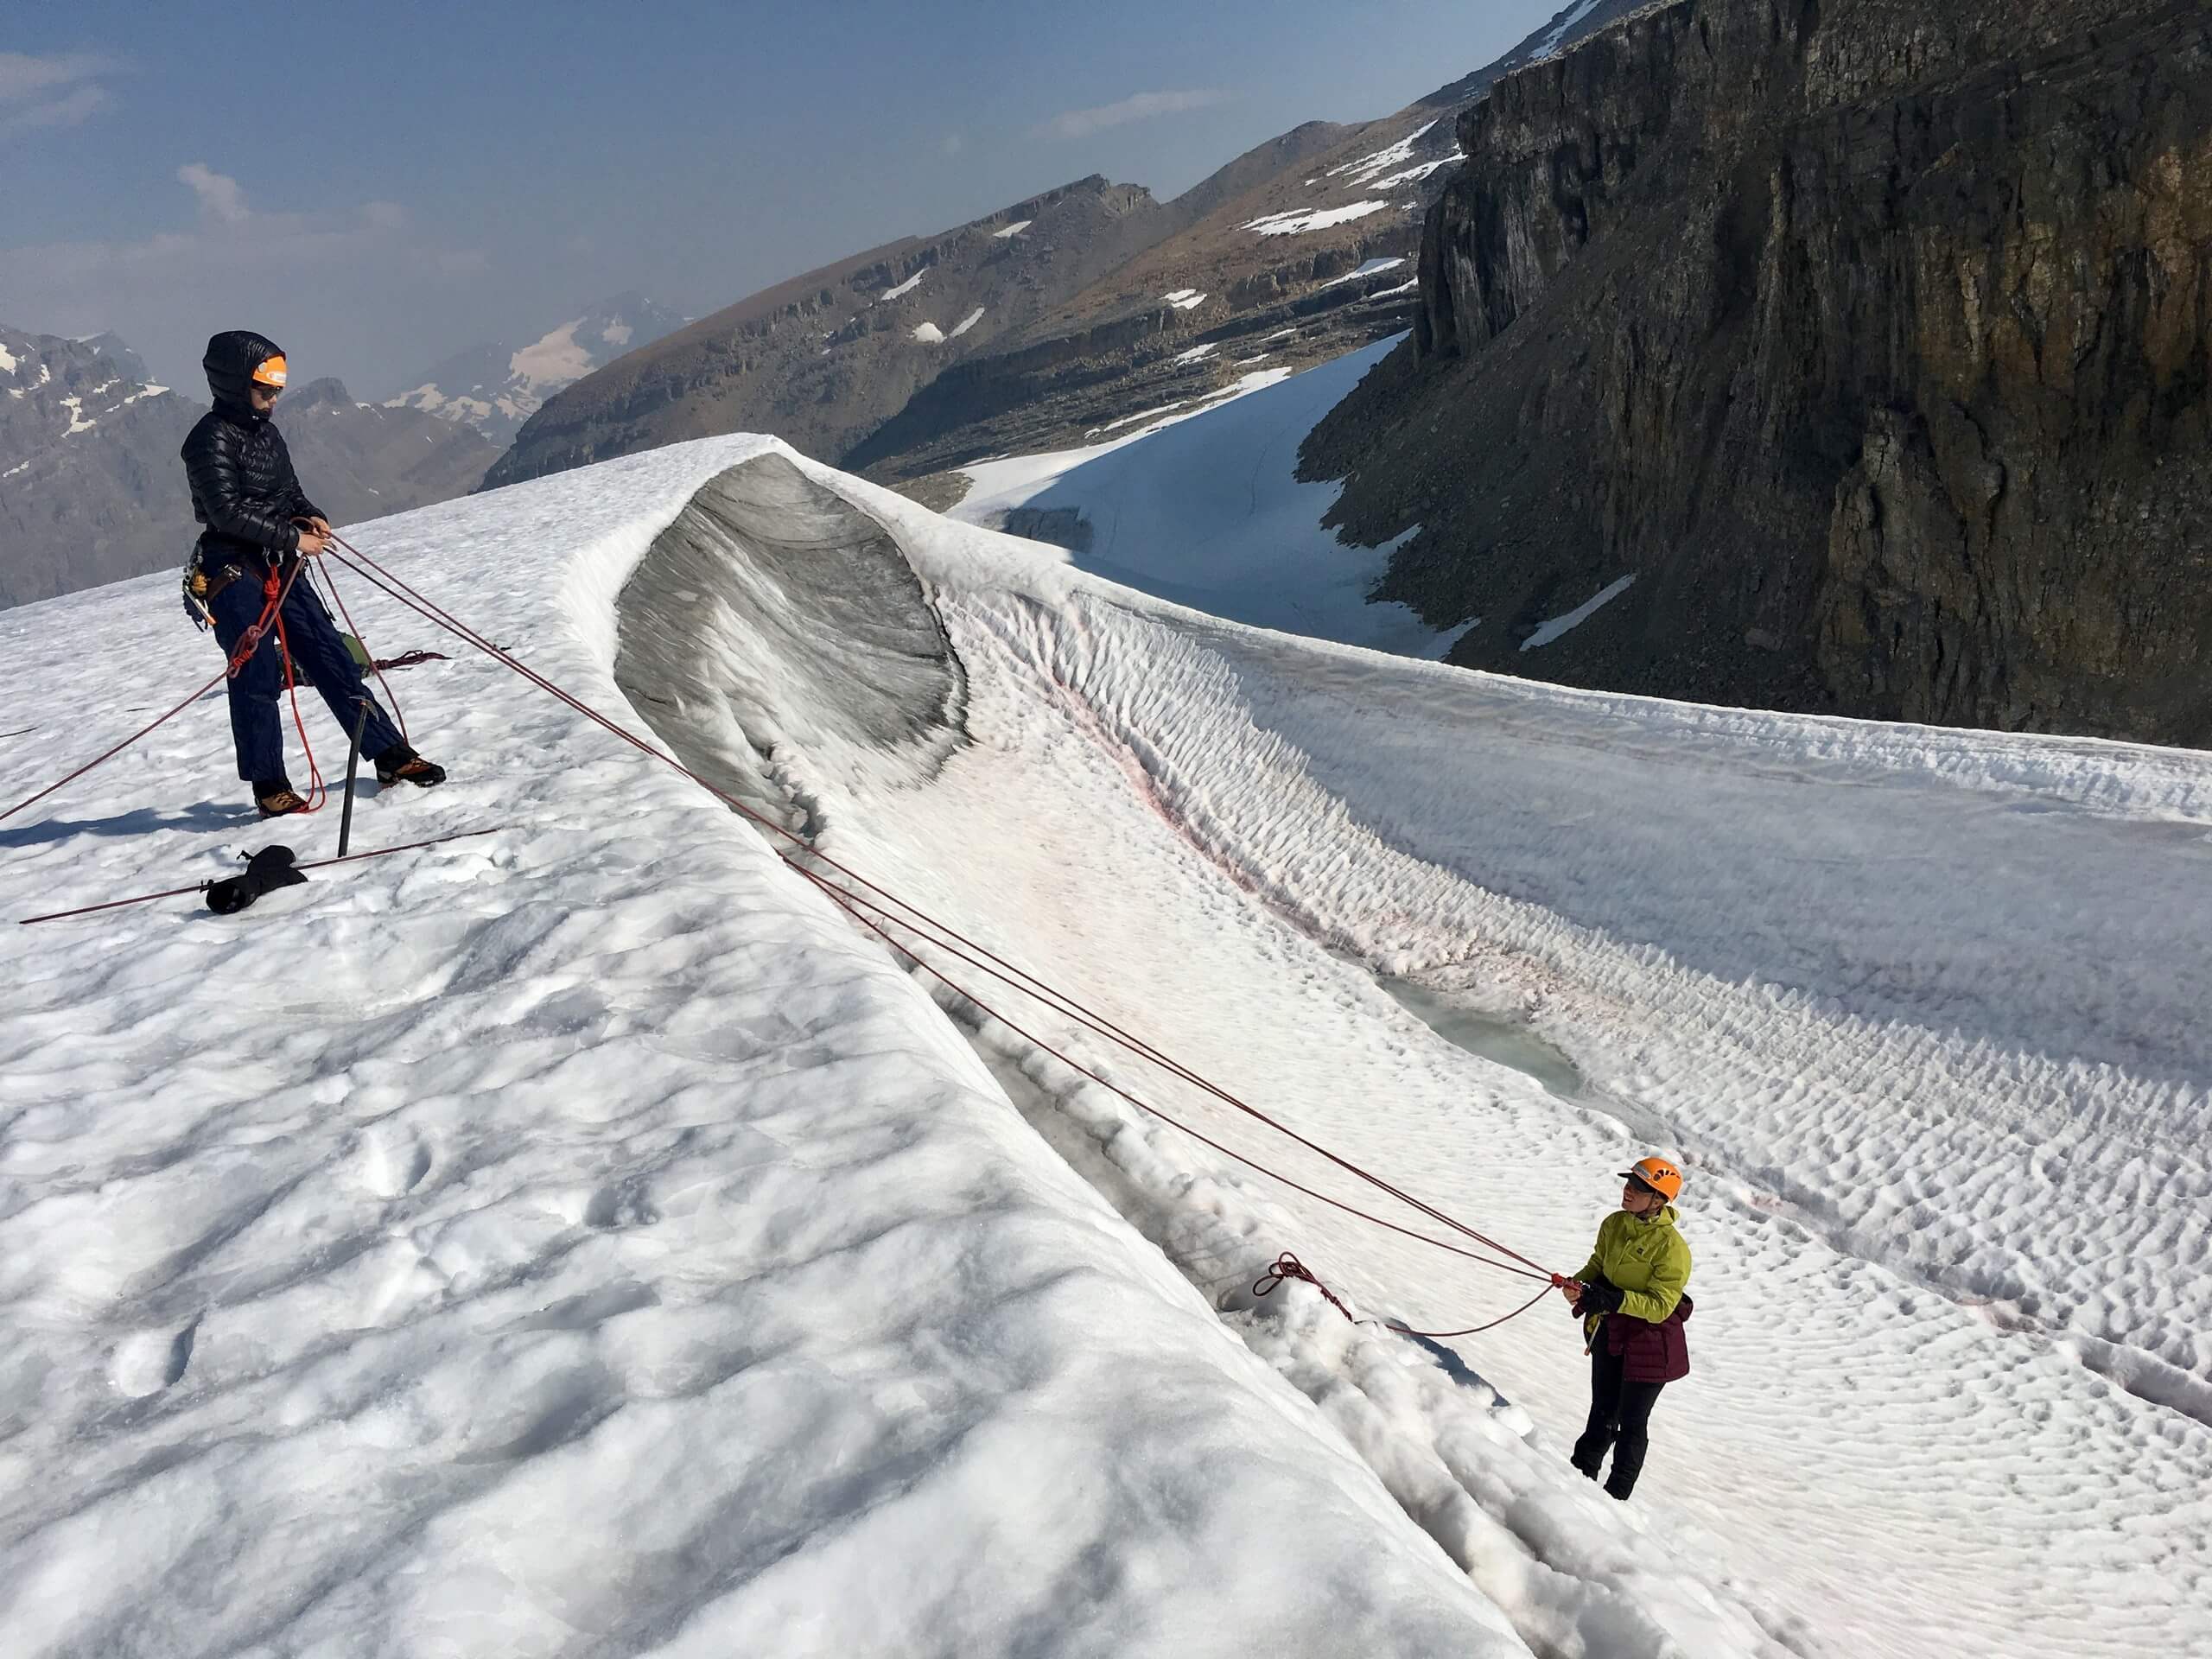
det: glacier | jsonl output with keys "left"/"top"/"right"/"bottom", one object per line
{"left": 2, "top": 418, "right": 2208, "bottom": 1657}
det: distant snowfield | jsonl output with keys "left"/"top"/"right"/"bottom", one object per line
{"left": 1328, "top": 121, "right": 1441, "bottom": 190}
{"left": 1522, "top": 574, "right": 1635, "bottom": 651}
{"left": 1323, "top": 256, "right": 1407, "bottom": 287}
{"left": 3, "top": 376, "right": 2209, "bottom": 1656}
{"left": 508, "top": 320, "right": 594, "bottom": 389}
{"left": 1245, "top": 200, "right": 1395, "bottom": 235}
{"left": 955, "top": 337, "right": 1457, "bottom": 658}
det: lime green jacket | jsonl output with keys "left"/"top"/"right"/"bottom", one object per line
{"left": 1574, "top": 1205, "right": 1692, "bottom": 1326}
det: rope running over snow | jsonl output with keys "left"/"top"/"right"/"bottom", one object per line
{"left": 323, "top": 534, "right": 1565, "bottom": 1338}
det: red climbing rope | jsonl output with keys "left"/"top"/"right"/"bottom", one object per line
{"left": 0, "top": 546, "right": 443, "bottom": 830}
{"left": 1255, "top": 1253, "right": 1357, "bottom": 1320}
{"left": 1255, "top": 1251, "right": 1558, "bottom": 1337}
{"left": 3, "top": 522, "right": 1563, "bottom": 1342}
{"left": 3, "top": 554, "right": 315, "bottom": 828}
{"left": 322, "top": 534, "right": 1564, "bottom": 1339}
{"left": 16, "top": 828, "right": 499, "bottom": 925}
{"left": 269, "top": 570, "right": 327, "bottom": 813}
{"left": 791, "top": 861, "right": 1549, "bottom": 1283}
{"left": 795, "top": 859, "right": 1554, "bottom": 1279}
{"left": 0, "top": 665, "right": 229, "bottom": 827}
{"left": 310, "top": 556, "right": 411, "bottom": 742}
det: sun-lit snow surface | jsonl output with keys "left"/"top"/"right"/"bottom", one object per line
{"left": 953, "top": 337, "right": 1459, "bottom": 658}
{"left": 1327, "top": 122, "right": 1451, "bottom": 192}
{"left": 1323, "top": 256, "right": 1408, "bottom": 288}
{"left": 0, "top": 439, "right": 1541, "bottom": 1658}
{"left": 620, "top": 452, "right": 2212, "bottom": 1656}
{"left": 1537, "top": 0, "right": 1607, "bottom": 58}
{"left": 7, "top": 427, "right": 2210, "bottom": 1658}
{"left": 1244, "top": 200, "right": 1395, "bottom": 235}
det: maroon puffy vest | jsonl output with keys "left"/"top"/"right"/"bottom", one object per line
{"left": 1606, "top": 1292, "right": 1693, "bottom": 1383}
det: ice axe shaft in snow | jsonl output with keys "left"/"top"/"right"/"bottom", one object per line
{"left": 338, "top": 698, "right": 370, "bottom": 858}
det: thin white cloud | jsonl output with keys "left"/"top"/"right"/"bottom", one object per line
{"left": 0, "top": 50, "right": 120, "bottom": 138}
{"left": 0, "top": 50, "right": 114, "bottom": 100}
{"left": 1045, "top": 88, "right": 1231, "bottom": 141}
{"left": 941, "top": 133, "right": 965, "bottom": 157}
{"left": 0, "top": 83, "right": 110, "bottom": 136}
{"left": 178, "top": 162, "right": 251, "bottom": 224}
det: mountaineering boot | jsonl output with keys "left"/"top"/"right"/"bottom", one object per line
{"left": 255, "top": 779, "right": 311, "bottom": 818}
{"left": 374, "top": 743, "right": 447, "bottom": 789}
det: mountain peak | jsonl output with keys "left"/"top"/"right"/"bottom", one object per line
{"left": 383, "top": 296, "right": 689, "bottom": 445}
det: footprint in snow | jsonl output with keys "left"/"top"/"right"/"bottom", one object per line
{"left": 362, "top": 1126, "right": 434, "bottom": 1198}
{"left": 112, "top": 1318, "right": 200, "bottom": 1397}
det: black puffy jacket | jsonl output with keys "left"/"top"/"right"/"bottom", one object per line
{"left": 181, "top": 330, "right": 323, "bottom": 560}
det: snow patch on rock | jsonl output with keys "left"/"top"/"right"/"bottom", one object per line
{"left": 1245, "top": 201, "right": 1393, "bottom": 236}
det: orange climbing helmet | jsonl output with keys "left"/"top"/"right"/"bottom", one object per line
{"left": 1618, "top": 1155, "right": 1684, "bottom": 1203}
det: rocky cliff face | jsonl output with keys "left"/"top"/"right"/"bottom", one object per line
{"left": 1309, "top": 0, "right": 2212, "bottom": 746}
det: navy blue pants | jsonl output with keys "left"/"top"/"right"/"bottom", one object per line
{"left": 206, "top": 556, "right": 402, "bottom": 785}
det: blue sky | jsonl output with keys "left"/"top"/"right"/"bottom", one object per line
{"left": 2, "top": 1, "right": 1568, "bottom": 396}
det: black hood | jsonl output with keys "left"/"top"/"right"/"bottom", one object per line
{"left": 203, "top": 330, "right": 284, "bottom": 418}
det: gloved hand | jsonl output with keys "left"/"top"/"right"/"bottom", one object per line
{"left": 206, "top": 845, "right": 309, "bottom": 915}
{"left": 1577, "top": 1279, "right": 1624, "bottom": 1317}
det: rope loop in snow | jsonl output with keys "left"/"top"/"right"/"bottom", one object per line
{"left": 1255, "top": 1253, "right": 1357, "bottom": 1322}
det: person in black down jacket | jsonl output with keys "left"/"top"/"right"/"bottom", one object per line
{"left": 182, "top": 330, "right": 446, "bottom": 816}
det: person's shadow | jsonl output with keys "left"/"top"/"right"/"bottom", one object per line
{"left": 0, "top": 801, "right": 245, "bottom": 852}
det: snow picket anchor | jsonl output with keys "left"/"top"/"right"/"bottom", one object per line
{"left": 338, "top": 700, "right": 370, "bottom": 857}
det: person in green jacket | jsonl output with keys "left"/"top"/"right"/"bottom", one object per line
{"left": 1560, "top": 1155, "right": 1694, "bottom": 1500}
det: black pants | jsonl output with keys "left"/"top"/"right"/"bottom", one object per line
{"left": 1572, "top": 1343, "right": 1665, "bottom": 1498}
